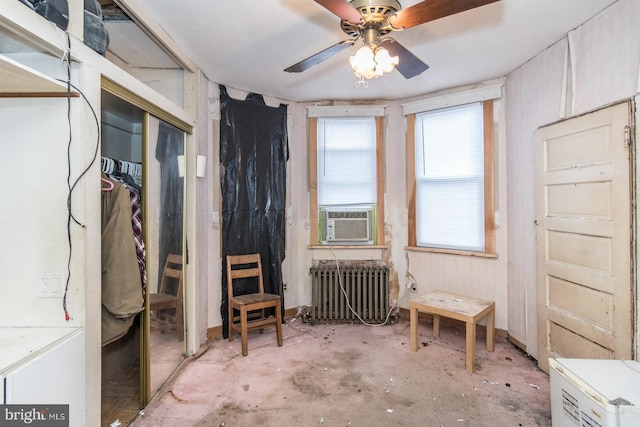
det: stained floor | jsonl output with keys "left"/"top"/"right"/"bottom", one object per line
{"left": 131, "top": 315, "right": 551, "bottom": 426}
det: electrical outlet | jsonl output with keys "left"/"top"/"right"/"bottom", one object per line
{"left": 283, "top": 283, "right": 288, "bottom": 292}
{"left": 38, "top": 272, "right": 62, "bottom": 297}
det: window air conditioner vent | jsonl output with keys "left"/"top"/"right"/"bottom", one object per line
{"left": 322, "top": 208, "right": 373, "bottom": 244}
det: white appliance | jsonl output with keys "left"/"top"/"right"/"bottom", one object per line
{"left": 549, "top": 358, "right": 640, "bottom": 427}
{"left": 321, "top": 207, "right": 373, "bottom": 244}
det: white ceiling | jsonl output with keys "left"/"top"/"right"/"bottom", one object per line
{"left": 114, "top": 0, "right": 618, "bottom": 103}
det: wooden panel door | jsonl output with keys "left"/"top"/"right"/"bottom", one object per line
{"left": 535, "top": 102, "right": 633, "bottom": 373}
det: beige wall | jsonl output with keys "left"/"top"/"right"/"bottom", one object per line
{"left": 505, "top": 0, "right": 640, "bottom": 358}
{"left": 203, "top": 86, "right": 510, "bottom": 333}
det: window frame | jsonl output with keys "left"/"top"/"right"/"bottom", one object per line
{"left": 406, "top": 100, "right": 496, "bottom": 257}
{"left": 309, "top": 115, "right": 386, "bottom": 247}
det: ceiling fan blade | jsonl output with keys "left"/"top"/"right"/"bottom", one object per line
{"left": 391, "top": 0, "right": 500, "bottom": 30}
{"left": 314, "top": 0, "right": 362, "bottom": 24}
{"left": 380, "top": 39, "right": 429, "bottom": 79}
{"left": 284, "top": 40, "right": 356, "bottom": 73}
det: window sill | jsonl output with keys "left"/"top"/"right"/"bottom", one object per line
{"left": 308, "top": 244, "right": 389, "bottom": 250}
{"left": 405, "top": 246, "right": 498, "bottom": 258}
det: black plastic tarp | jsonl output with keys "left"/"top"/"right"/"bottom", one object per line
{"left": 155, "top": 121, "right": 184, "bottom": 290}
{"left": 219, "top": 85, "right": 288, "bottom": 338}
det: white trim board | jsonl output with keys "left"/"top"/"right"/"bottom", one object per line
{"left": 402, "top": 84, "right": 503, "bottom": 115}
{"left": 307, "top": 105, "right": 386, "bottom": 117}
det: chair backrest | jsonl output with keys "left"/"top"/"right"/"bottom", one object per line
{"left": 158, "top": 253, "right": 183, "bottom": 296}
{"left": 226, "top": 253, "right": 265, "bottom": 299}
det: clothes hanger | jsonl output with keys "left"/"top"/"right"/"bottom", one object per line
{"left": 101, "top": 157, "right": 117, "bottom": 175}
{"left": 101, "top": 177, "right": 114, "bottom": 191}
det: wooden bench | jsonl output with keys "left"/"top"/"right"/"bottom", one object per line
{"left": 410, "top": 290, "right": 495, "bottom": 373}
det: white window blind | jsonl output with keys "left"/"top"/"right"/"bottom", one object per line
{"left": 415, "top": 102, "right": 484, "bottom": 251}
{"left": 317, "top": 117, "right": 376, "bottom": 207}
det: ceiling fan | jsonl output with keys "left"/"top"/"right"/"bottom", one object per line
{"left": 284, "top": 0, "right": 500, "bottom": 80}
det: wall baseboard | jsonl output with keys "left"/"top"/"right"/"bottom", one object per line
{"left": 507, "top": 334, "right": 527, "bottom": 353}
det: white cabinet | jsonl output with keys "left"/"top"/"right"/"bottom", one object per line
{"left": 1, "top": 329, "right": 85, "bottom": 427}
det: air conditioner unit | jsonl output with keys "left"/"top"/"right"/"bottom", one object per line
{"left": 321, "top": 207, "right": 373, "bottom": 244}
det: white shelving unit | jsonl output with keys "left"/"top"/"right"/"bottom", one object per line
{"left": 0, "top": 53, "right": 76, "bottom": 96}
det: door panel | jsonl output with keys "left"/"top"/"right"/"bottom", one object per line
{"left": 535, "top": 102, "right": 632, "bottom": 372}
{"left": 548, "top": 276, "right": 614, "bottom": 329}
{"left": 548, "top": 322, "right": 614, "bottom": 359}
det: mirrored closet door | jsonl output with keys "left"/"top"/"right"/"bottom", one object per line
{"left": 145, "top": 115, "right": 186, "bottom": 397}
{"left": 100, "top": 86, "right": 188, "bottom": 425}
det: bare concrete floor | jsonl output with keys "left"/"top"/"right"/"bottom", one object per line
{"left": 132, "top": 315, "right": 551, "bottom": 427}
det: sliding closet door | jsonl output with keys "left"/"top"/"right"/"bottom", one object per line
{"left": 142, "top": 115, "right": 187, "bottom": 401}
{"left": 101, "top": 91, "right": 145, "bottom": 424}
{"left": 101, "top": 84, "right": 190, "bottom": 420}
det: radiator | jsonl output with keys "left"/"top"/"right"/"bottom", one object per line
{"left": 310, "top": 261, "right": 389, "bottom": 324}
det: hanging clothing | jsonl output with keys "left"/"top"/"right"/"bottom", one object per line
{"left": 101, "top": 176, "right": 144, "bottom": 346}
{"left": 100, "top": 160, "right": 146, "bottom": 292}
{"left": 128, "top": 185, "right": 146, "bottom": 293}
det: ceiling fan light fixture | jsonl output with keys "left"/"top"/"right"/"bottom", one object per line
{"left": 349, "top": 45, "right": 399, "bottom": 80}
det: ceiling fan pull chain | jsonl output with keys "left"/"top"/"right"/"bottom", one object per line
{"left": 355, "top": 75, "right": 369, "bottom": 88}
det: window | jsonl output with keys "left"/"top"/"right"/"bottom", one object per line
{"left": 309, "top": 115, "right": 385, "bottom": 246}
{"left": 317, "top": 117, "right": 376, "bottom": 206}
{"left": 407, "top": 100, "right": 495, "bottom": 254}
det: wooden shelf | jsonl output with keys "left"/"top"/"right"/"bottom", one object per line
{"left": 0, "top": 53, "right": 77, "bottom": 97}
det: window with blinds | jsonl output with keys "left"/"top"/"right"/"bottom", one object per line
{"left": 414, "top": 102, "right": 485, "bottom": 252}
{"left": 317, "top": 117, "right": 377, "bottom": 207}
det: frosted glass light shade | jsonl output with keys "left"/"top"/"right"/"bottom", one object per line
{"left": 349, "top": 45, "right": 399, "bottom": 80}
{"left": 374, "top": 48, "right": 399, "bottom": 74}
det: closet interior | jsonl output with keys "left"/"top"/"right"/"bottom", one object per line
{"left": 101, "top": 89, "right": 186, "bottom": 426}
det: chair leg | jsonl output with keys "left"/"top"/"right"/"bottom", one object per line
{"left": 241, "top": 306, "right": 249, "bottom": 357}
{"left": 176, "top": 301, "right": 184, "bottom": 341}
{"left": 228, "top": 302, "right": 233, "bottom": 342}
{"left": 259, "top": 309, "right": 265, "bottom": 334}
{"left": 275, "top": 301, "right": 283, "bottom": 347}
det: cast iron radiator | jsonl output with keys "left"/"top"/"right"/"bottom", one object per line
{"left": 310, "top": 261, "right": 389, "bottom": 323}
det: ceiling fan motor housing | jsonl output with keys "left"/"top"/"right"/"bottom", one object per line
{"left": 341, "top": 0, "right": 402, "bottom": 37}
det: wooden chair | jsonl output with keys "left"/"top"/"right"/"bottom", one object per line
{"left": 149, "top": 253, "right": 184, "bottom": 340}
{"left": 227, "top": 253, "right": 283, "bottom": 356}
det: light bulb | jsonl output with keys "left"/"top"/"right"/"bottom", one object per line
{"left": 350, "top": 46, "right": 376, "bottom": 78}
{"left": 374, "top": 48, "right": 399, "bottom": 74}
